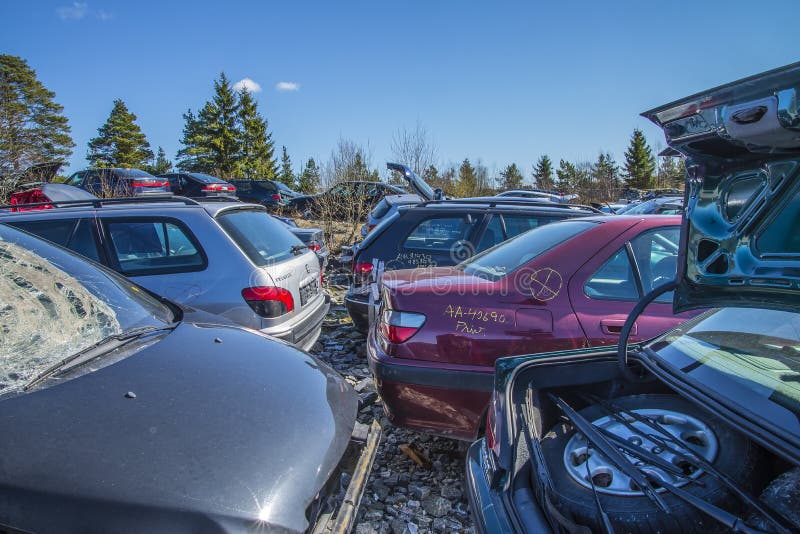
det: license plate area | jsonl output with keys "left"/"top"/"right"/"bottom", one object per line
{"left": 300, "top": 278, "right": 320, "bottom": 306}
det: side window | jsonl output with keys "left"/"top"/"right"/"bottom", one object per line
{"left": 630, "top": 227, "right": 680, "bottom": 303}
{"left": 476, "top": 215, "right": 505, "bottom": 253}
{"left": 105, "top": 219, "right": 205, "bottom": 275}
{"left": 584, "top": 248, "right": 638, "bottom": 301}
{"left": 502, "top": 215, "right": 552, "bottom": 239}
{"left": 65, "top": 172, "right": 84, "bottom": 186}
{"left": 403, "top": 216, "right": 478, "bottom": 251}
{"left": 8, "top": 219, "right": 78, "bottom": 247}
{"left": 8, "top": 218, "right": 101, "bottom": 262}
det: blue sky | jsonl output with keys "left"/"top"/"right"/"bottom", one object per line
{"left": 2, "top": 0, "right": 798, "bottom": 179}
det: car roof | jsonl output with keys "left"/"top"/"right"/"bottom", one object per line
{"left": 399, "top": 198, "right": 601, "bottom": 215}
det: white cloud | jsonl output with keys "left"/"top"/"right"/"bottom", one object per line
{"left": 275, "top": 81, "right": 300, "bottom": 92}
{"left": 56, "top": 2, "right": 88, "bottom": 20}
{"left": 95, "top": 10, "right": 113, "bottom": 21}
{"left": 232, "top": 78, "right": 262, "bottom": 93}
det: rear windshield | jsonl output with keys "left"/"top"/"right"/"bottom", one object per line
{"left": 189, "top": 173, "right": 226, "bottom": 184}
{"left": 371, "top": 199, "right": 390, "bottom": 219}
{"left": 233, "top": 180, "right": 277, "bottom": 193}
{"left": 114, "top": 169, "right": 155, "bottom": 179}
{"left": 216, "top": 209, "right": 303, "bottom": 266}
{"left": 460, "top": 220, "right": 597, "bottom": 281}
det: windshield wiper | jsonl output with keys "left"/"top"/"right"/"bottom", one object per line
{"left": 290, "top": 244, "right": 309, "bottom": 254}
{"left": 24, "top": 326, "right": 171, "bottom": 392}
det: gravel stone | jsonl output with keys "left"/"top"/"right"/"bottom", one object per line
{"left": 312, "top": 284, "right": 474, "bottom": 533}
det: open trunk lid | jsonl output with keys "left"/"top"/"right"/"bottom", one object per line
{"left": 386, "top": 162, "right": 443, "bottom": 201}
{"left": 643, "top": 62, "right": 800, "bottom": 313}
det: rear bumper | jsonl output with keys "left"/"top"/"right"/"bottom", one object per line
{"left": 264, "top": 292, "right": 330, "bottom": 351}
{"left": 344, "top": 292, "right": 370, "bottom": 329}
{"left": 465, "top": 440, "right": 515, "bottom": 534}
{"left": 366, "top": 328, "right": 493, "bottom": 440}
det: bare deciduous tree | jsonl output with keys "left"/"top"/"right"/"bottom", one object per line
{"left": 390, "top": 121, "right": 437, "bottom": 176}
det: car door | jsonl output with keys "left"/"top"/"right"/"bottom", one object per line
{"left": 6, "top": 217, "right": 104, "bottom": 264}
{"left": 567, "top": 223, "right": 692, "bottom": 347}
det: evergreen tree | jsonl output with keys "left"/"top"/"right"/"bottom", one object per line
{"left": 147, "top": 146, "right": 172, "bottom": 175}
{"left": 455, "top": 158, "right": 478, "bottom": 197}
{"left": 0, "top": 54, "right": 74, "bottom": 173}
{"left": 175, "top": 109, "right": 214, "bottom": 173}
{"left": 499, "top": 163, "right": 524, "bottom": 190}
{"left": 532, "top": 155, "right": 554, "bottom": 191}
{"left": 87, "top": 99, "right": 153, "bottom": 168}
{"left": 591, "top": 152, "right": 620, "bottom": 200}
{"left": 623, "top": 129, "right": 656, "bottom": 189}
{"left": 177, "top": 73, "right": 240, "bottom": 178}
{"left": 555, "top": 159, "right": 581, "bottom": 193}
{"left": 237, "top": 87, "right": 276, "bottom": 179}
{"left": 277, "top": 146, "right": 294, "bottom": 186}
{"left": 297, "top": 157, "right": 321, "bottom": 193}
{"left": 657, "top": 156, "right": 686, "bottom": 189}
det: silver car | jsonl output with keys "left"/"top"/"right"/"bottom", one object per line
{"left": 0, "top": 196, "right": 329, "bottom": 350}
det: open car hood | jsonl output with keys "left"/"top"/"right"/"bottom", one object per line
{"left": 387, "top": 162, "right": 442, "bottom": 201}
{"left": 643, "top": 62, "right": 800, "bottom": 313}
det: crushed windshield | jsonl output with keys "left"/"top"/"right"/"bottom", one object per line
{"left": 0, "top": 229, "right": 174, "bottom": 392}
{"left": 648, "top": 308, "right": 800, "bottom": 441}
{"left": 459, "top": 220, "right": 596, "bottom": 281}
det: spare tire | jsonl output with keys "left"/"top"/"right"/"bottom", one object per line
{"left": 540, "top": 394, "right": 764, "bottom": 533}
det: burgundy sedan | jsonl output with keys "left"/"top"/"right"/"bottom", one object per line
{"left": 367, "top": 215, "right": 698, "bottom": 440}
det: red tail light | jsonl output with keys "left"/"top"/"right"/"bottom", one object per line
{"left": 308, "top": 241, "right": 321, "bottom": 252}
{"left": 202, "top": 183, "right": 235, "bottom": 192}
{"left": 486, "top": 393, "right": 499, "bottom": 455}
{"left": 10, "top": 190, "right": 52, "bottom": 212}
{"left": 367, "top": 224, "right": 376, "bottom": 232}
{"left": 378, "top": 310, "right": 425, "bottom": 344}
{"left": 132, "top": 180, "right": 170, "bottom": 188}
{"left": 242, "top": 286, "right": 294, "bottom": 317}
{"left": 271, "top": 193, "right": 282, "bottom": 201}
{"left": 353, "top": 262, "right": 373, "bottom": 275}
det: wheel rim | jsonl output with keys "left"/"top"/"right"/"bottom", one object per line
{"left": 562, "top": 408, "right": 718, "bottom": 496}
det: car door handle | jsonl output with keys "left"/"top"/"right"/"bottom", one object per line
{"left": 600, "top": 319, "right": 636, "bottom": 336}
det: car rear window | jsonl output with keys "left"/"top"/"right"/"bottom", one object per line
{"left": 233, "top": 180, "right": 277, "bottom": 194}
{"left": 403, "top": 216, "right": 479, "bottom": 252}
{"left": 189, "top": 173, "right": 226, "bottom": 184}
{"left": 216, "top": 209, "right": 303, "bottom": 266}
{"left": 461, "top": 220, "right": 597, "bottom": 281}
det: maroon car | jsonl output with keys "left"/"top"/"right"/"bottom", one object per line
{"left": 367, "top": 215, "right": 699, "bottom": 440}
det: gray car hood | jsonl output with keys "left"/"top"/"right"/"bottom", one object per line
{"left": 0, "top": 322, "right": 357, "bottom": 533}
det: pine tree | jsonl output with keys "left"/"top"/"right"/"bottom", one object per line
{"left": 0, "top": 54, "right": 74, "bottom": 173}
{"left": 657, "top": 156, "right": 686, "bottom": 189}
{"left": 237, "top": 87, "right": 276, "bottom": 179}
{"left": 278, "top": 146, "right": 294, "bottom": 186}
{"left": 87, "top": 99, "right": 153, "bottom": 168}
{"left": 623, "top": 129, "right": 656, "bottom": 189}
{"left": 175, "top": 109, "right": 214, "bottom": 173}
{"left": 591, "top": 152, "right": 620, "bottom": 200}
{"left": 455, "top": 158, "right": 478, "bottom": 197}
{"left": 297, "top": 157, "right": 321, "bottom": 193}
{"left": 532, "top": 155, "right": 554, "bottom": 191}
{"left": 179, "top": 73, "right": 240, "bottom": 178}
{"left": 555, "top": 159, "right": 581, "bottom": 193}
{"left": 499, "top": 163, "right": 524, "bottom": 190}
{"left": 147, "top": 146, "right": 172, "bottom": 175}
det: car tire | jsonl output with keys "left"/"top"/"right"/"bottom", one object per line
{"left": 540, "top": 394, "right": 765, "bottom": 533}
{"left": 350, "top": 312, "right": 370, "bottom": 334}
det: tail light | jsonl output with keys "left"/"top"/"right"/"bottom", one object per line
{"left": 353, "top": 262, "right": 373, "bottom": 275}
{"left": 271, "top": 193, "right": 282, "bottom": 201}
{"left": 202, "top": 183, "right": 236, "bottom": 192}
{"left": 10, "top": 190, "right": 52, "bottom": 212}
{"left": 367, "top": 224, "right": 376, "bottom": 232}
{"left": 242, "top": 286, "right": 294, "bottom": 317}
{"left": 485, "top": 391, "right": 501, "bottom": 457}
{"left": 308, "top": 241, "right": 321, "bottom": 252}
{"left": 132, "top": 180, "right": 170, "bottom": 188}
{"left": 379, "top": 310, "right": 425, "bottom": 344}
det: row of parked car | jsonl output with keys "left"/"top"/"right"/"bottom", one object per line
{"left": 1, "top": 63, "right": 799, "bottom": 533}
{"left": 352, "top": 65, "right": 800, "bottom": 533}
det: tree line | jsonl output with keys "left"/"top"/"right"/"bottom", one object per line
{"left": 1, "top": 54, "right": 683, "bottom": 201}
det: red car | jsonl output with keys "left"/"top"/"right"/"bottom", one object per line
{"left": 367, "top": 215, "right": 698, "bottom": 440}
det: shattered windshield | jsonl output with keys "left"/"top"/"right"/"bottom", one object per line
{"left": 0, "top": 227, "right": 174, "bottom": 393}
{"left": 648, "top": 307, "right": 800, "bottom": 441}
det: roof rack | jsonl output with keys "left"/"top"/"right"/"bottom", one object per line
{"left": 415, "top": 198, "right": 603, "bottom": 213}
{"left": 0, "top": 194, "right": 206, "bottom": 211}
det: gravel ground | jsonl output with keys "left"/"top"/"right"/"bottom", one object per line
{"left": 310, "top": 282, "right": 475, "bottom": 534}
